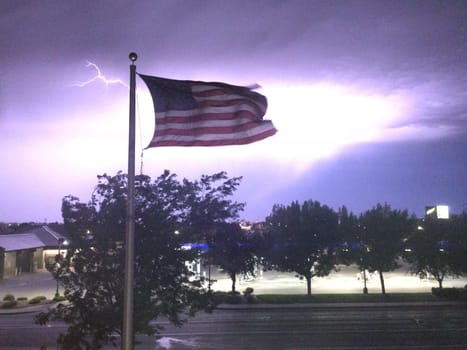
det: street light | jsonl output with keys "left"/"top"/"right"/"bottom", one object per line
{"left": 54, "top": 238, "right": 64, "bottom": 297}
{"left": 362, "top": 269, "right": 368, "bottom": 294}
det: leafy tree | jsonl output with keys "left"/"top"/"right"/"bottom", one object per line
{"left": 180, "top": 172, "right": 244, "bottom": 242}
{"left": 336, "top": 206, "right": 360, "bottom": 264}
{"left": 178, "top": 172, "right": 247, "bottom": 293}
{"left": 404, "top": 213, "right": 467, "bottom": 288}
{"left": 335, "top": 206, "right": 372, "bottom": 293}
{"left": 207, "top": 222, "right": 258, "bottom": 293}
{"left": 35, "top": 171, "right": 243, "bottom": 349}
{"left": 357, "top": 203, "right": 414, "bottom": 294}
{"left": 263, "top": 200, "right": 340, "bottom": 296}
{"left": 0, "top": 223, "right": 13, "bottom": 234}
{"left": 449, "top": 213, "right": 467, "bottom": 275}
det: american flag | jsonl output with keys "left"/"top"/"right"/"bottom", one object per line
{"left": 139, "top": 74, "right": 277, "bottom": 147}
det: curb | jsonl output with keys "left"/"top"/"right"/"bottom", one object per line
{"left": 216, "top": 300, "right": 467, "bottom": 310}
{"left": 0, "top": 301, "right": 57, "bottom": 315}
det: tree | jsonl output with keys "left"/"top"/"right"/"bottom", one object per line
{"left": 263, "top": 200, "right": 340, "bottom": 296}
{"left": 449, "top": 213, "right": 467, "bottom": 276}
{"left": 35, "top": 171, "right": 242, "bottom": 349}
{"left": 336, "top": 206, "right": 361, "bottom": 264}
{"left": 207, "top": 222, "right": 258, "bottom": 293}
{"left": 357, "top": 203, "right": 414, "bottom": 294}
{"left": 336, "top": 206, "right": 371, "bottom": 293}
{"left": 178, "top": 172, "right": 247, "bottom": 293}
{"left": 180, "top": 172, "right": 244, "bottom": 242}
{"left": 404, "top": 213, "right": 467, "bottom": 288}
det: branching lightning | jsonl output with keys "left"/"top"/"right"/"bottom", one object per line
{"left": 72, "top": 61, "right": 128, "bottom": 89}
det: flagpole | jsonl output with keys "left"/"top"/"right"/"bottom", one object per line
{"left": 123, "top": 52, "right": 137, "bottom": 350}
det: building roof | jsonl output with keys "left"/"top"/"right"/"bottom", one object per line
{"left": 25, "top": 225, "right": 68, "bottom": 247}
{"left": 0, "top": 225, "right": 69, "bottom": 252}
{"left": 0, "top": 233, "right": 45, "bottom": 251}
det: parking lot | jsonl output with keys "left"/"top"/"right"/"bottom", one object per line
{"left": 1, "top": 264, "right": 466, "bottom": 301}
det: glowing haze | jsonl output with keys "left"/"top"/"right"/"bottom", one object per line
{"left": 1, "top": 1, "right": 466, "bottom": 223}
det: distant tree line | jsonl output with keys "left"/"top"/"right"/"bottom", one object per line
{"left": 260, "top": 201, "right": 467, "bottom": 295}
{"left": 34, "top": 171, "right": 467, "bottom": 349}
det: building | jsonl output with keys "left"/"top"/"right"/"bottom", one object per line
{"left": 0, "top": 225, "right": 68, "bottom": 279}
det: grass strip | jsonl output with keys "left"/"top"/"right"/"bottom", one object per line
{"left": 255, "top": 293, "right": 440, "bottom": 304}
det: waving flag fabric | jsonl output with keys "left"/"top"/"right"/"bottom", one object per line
{"left": 138, "top": 74, "right": 277, "bottom": 147}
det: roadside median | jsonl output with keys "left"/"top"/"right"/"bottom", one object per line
{"left": 214, "top": 290, "right": 467, "bottom": 309}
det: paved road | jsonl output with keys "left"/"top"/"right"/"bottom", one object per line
{"left": 0, "top": 311, "right": 64, "bottom": 349}
{"left": 152, "top": 303, "right": 467, "bottom": 350}
{"left": 1, "top": 269, "right": 467, "bottom": 349}
{"left": 1, "top": 303, "right": 466, "bottom": 349}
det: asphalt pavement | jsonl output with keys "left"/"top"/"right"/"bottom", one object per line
{"left": 0, "top": 271, "right": 57, "bottom": 300}
{"left": 1, "top": 270, "right": 467, "bottom": 349}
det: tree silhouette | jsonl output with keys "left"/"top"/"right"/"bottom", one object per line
{"left": 35, "top": 171, "right": 242, "bottom": 349}
{"left": 263, "top": 200, "right": 340, "bottom": 296}
{"left": 358, "top": 203, "right": 414, "bottom": 294}
{"left": 405, "top": 213, "right": 467, "bottom": 288}
{"left": 207, "top": 222, "right": 257, "bottom": 293}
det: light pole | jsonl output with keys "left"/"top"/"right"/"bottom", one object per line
{"left": 208, "top": 262, "right": 211, "bottom": 292}
{"left": 55, "top": 238, "right": 64, "bottom": 297}
{"left": 362, "top": 269, "right": 368, "bottom": 294}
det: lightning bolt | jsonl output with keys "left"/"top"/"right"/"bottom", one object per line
{"left": 72, "top": 61, "right": 128, "bottom": 89}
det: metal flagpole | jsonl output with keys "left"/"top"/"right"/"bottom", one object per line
{"left": 123, "top": 52, "right": 137, "bottom": 350}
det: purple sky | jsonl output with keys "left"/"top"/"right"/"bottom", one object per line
{"left": 1, "top": 0, "right": 466, "bottom": 223}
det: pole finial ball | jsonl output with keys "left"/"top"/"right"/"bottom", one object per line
{"left": 129, "top": 52, "right": 138, "bottom": 62}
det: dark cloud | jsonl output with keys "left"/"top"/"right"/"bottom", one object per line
{"left": 1, "top": 0, "right": 466, "bottom": 222}
{"left": 266, "top": 138, "right": 467, "bottom": 217}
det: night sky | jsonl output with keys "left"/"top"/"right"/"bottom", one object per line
{"left": 1, "top": 0, "right": 466, "bottom": 223}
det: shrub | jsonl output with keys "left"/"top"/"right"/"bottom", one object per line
{"left": 17, "top": 297, "right": 28, "bottom": 301}
{"left": 243, "top": 287, "right": 254, "bottom": 296}
{"left": 243, "top": 287, "right": 258, "bottom": 304}
{"left": 53, "top": 295, "right": 66, "bottom": 302}
{"left": 28, "top": 296, "right": 47, "bottom": 304}
{"left": 1, "top": 300, "right": 17, "bottom": 308}
{"left": 3, "top": 294, "right": 15, "bottom": 302}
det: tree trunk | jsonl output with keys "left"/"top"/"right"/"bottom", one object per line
{"left": 378, "top": 271, "right": 386, "bottom": 295}
{"left": 230, "top": 273, "right": 236, "bottom": 293}
{"left": 363, "top": 269, "right": 368, "bottom": 294}
{"left": 306, "top": 275, "right": 312, "bottom": 296}
{"left": 437, "top": 278, "right": 443, "bottom": 289}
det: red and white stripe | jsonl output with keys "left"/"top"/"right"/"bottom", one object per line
{"left": 148, "top": 82, "right": 276, "bottom": 147}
